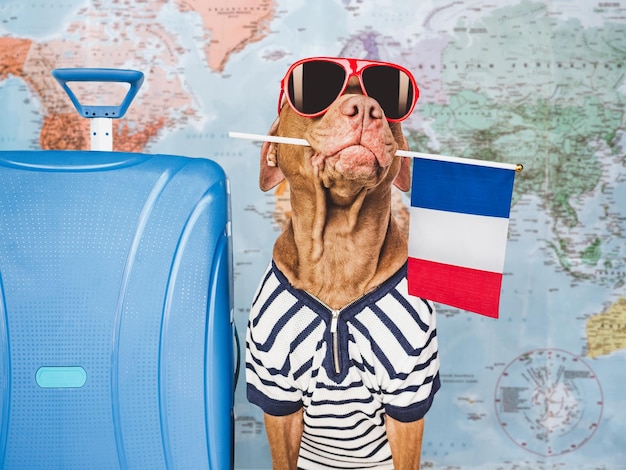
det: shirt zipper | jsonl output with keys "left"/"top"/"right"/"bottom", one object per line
{"left": 330, "top": 310, "right": 340, "bottom": 374}
{"left": 305, "top": 291, "right": 372, "bottom": 377}
{"left": 319, "top": 294, "right": 369, "bottom": 376}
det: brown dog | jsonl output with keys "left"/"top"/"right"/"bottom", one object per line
{"left": 246, "top": 62, "right": 440, "bottom": 470}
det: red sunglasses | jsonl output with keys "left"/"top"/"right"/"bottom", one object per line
{"left": 278, "top": 57, "right": 419, "bottom": 122}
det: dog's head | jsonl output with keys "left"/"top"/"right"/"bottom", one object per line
{"left": 260, "top": 58, "right": 413, "bottom": 206}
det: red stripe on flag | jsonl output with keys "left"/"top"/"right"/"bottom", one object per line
{"left": 407, "top": 257, "right": 502, "bottom": 318}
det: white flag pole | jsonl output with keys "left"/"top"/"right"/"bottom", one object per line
{"left": 229, "top": 131, "right": 523, "bottom": 172}
{"left": 395, "top": 150, "right": 522, "bottom": 172}
{"left": 228, "top": 131, "right": 309, "bottom": 147}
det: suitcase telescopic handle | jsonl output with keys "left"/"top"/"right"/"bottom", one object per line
{"left": 52, "top": 68, "right": 144, "bottom": 119}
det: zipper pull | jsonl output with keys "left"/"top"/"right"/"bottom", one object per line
{"left": 330, "top": 310, "right": 339, "bottom": 333}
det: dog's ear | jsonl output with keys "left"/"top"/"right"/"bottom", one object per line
{"left": 259, "top": 117, "right": 285, "bottom": 191}
{"left": 393, "top": 157, "right": 411, "bottom": 191}
{"left": 393, "top": 135, "right": 411, "bottom": 192}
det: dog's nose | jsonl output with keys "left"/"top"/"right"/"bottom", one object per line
{"left": 340, "top": 95, "right": 384, "bottom": 122}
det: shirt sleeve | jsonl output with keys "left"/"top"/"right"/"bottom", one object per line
{"left": 246, "top": 316, "right": 304, "bottom": 416}
{"left": 245, "top": 267, "right": 304, "bottom": 416}
{"left": 374, "top": 292, "right": 441, "bottom": 422}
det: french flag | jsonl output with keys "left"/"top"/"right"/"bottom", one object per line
{"left": 407, "top": 156, "right": 518, "bottom": 318}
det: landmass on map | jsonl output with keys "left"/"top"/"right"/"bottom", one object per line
{"left": 175, "top": 0, "right": 275, "bottom": 73}
{"left": 586, "top": 297, "right": 626, "bottom": 359}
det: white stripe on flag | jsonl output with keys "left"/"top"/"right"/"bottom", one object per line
{"left": 408, "top": 207, "right": 509, "bottom": 274}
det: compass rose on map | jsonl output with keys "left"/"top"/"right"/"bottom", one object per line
{"left": 495, "top": 349, "right": 603, "bottom": 457}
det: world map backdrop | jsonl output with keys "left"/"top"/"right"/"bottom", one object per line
{"left": 1, "top": 1, "right": 625, "bottom": 469}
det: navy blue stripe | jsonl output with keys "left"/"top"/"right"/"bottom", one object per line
{"left": 251, "top": 318, "right": 321, "bottom": 384}
{"left": 352, "top": 354, "right": 376, "bottom": 375}
{"left": 307, "top": 383, "right": 380, "bottom": 397}
{"left": 389, "top": 288, "right": 430, "bottom": 332}
{"left": 246, "top": 342, "right": 292, "bottom": 376}
{"left": 304, "top": 424, "right": 380, "bottom": 444}
{"left": 293, "top": 356, "right": 313, "bottom": 381}
{"left": 305, "top": 406, "right": 380, "bottom": 421}
{"left": 290, "top": 316, "right": 323, "bottom": 353}
{"left": 413, "top": 328, "right": 438, "bottom": 358}
{"left": 246, "top": 383, "right": 302, "bottom": 417}
{"left": 384, "top": 373, "right": 441, "bottom": 422}
{"left": 305, "top": 414, "right": 382, "bottom": 432}
{"left": 310, "top": 395, "right": 374, "bottom": 408}
{"left": 408, "top": 350, "right": 438, "bottom": 374}
{"left": 245, "top": 356, "right": 290, "bottom": 381}
{"left": 315, "top": 379, "right": 363, "bottom": 391}
{"left": 411, "top": 157, "right": 515, "bottom": 217}
{"left": 301, "top": 430, "right": 389, "bottom": 458}
{"left": 299, "top": 447, "right": 388, "bottom": 470}
{"left": 351, "top": 322, "right": 438, "bottom": 380}
{"left": 368, "top": 303, "right": 417, "bottom": 352}
{"left": 251, "top": 266, "right": 274, "bottom": 306}
{"left": 383, "top": 372, "right": 437, "bottom": 397}
{"left": 251, "top": 301, "right": 309, "bottom": 352}
{"left": 245, "top": 363, "right": 299, "bottom": 393}
{"left": 363, "top": 434, "right": 392, "bottom": 459}
{"left": 252, "top": 281, "right": 287, "bottom": 328}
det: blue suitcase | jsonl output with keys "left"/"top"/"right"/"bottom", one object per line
{"left": 0, "top": 69, "right": 235, "bottom": 469}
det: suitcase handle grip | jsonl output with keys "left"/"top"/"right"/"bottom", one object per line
{"left": 52, "top": 68, "right": 144, "bottom": 119}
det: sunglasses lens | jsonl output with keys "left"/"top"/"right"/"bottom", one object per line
{"left": 287, "top": 61, "right": 346, "bottom": 115}
{"left": 362, "top": 65, "right": 415, "bottom": 120}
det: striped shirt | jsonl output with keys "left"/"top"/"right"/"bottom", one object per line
{"left": 246, "top": 261, "right": 440, "bottom": 469}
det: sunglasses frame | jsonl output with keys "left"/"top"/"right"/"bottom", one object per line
{"left": 278, "top": 57, "right": 419, "bottom": 122}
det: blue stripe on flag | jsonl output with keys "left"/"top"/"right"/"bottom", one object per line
{"left": 410, "top": 157, "right": 515, "bottom": 218}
